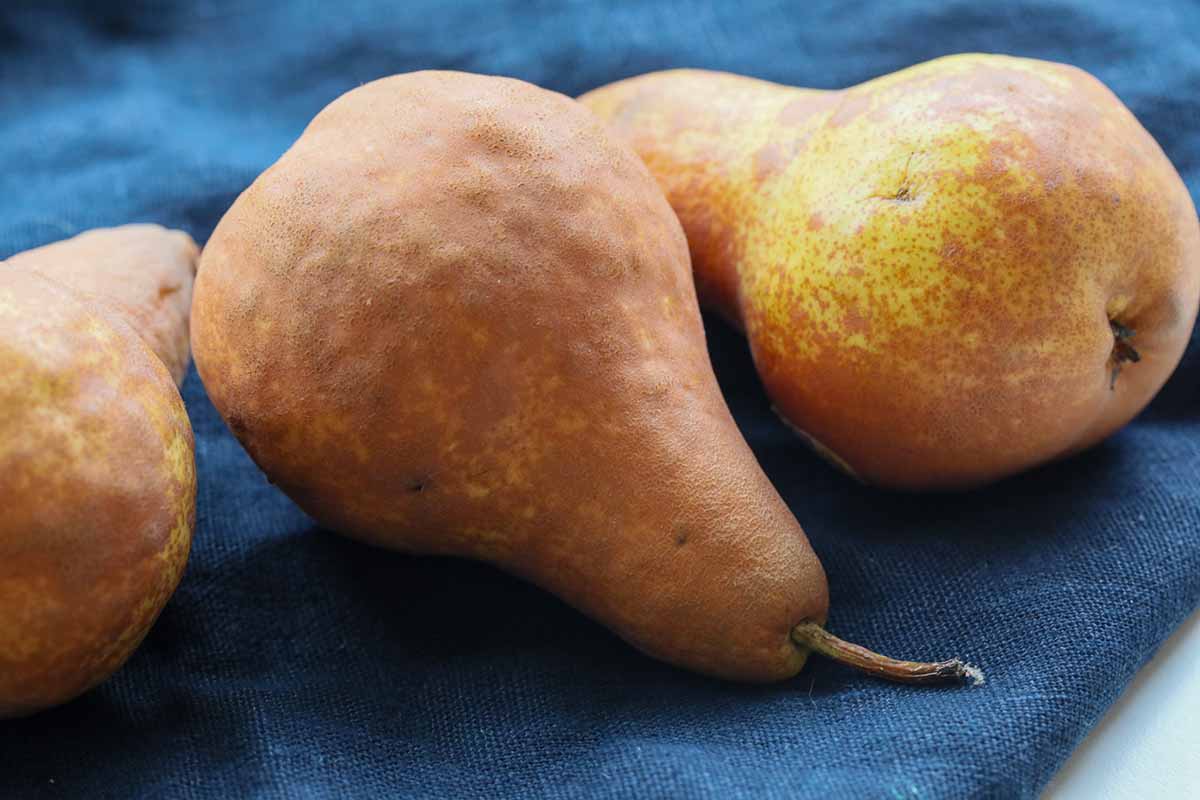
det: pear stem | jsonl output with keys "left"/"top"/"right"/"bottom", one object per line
{"left": 791, "top": 623, "right": 983, "bottom": 686}
{"left": 1109, "top": 320, "right": 1141, "bottom": 390}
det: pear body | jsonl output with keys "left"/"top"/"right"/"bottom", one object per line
{"left": 0, "top": 226, "right": 197, "bottom": 717}
{"left": 192, "top": 71, "right": 828, "bottom": 681}
{"left": 583, "top": 54, "right": 1200, "bottom": 489}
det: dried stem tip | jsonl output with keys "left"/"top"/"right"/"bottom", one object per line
{"left": 792, "top": 623, "right": 983, "bottom": 686}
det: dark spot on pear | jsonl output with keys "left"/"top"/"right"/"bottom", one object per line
{"left": 226, "top": 414, "right": 247, "bottom": 437}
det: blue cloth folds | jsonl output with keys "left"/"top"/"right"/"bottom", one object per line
{"left": 2, "top": 1, "right": 1198, "bottom": 797}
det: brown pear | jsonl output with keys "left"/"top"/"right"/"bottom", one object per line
{"left": 581, "top": 55, "right": 1200, "bottom": 489}
{"left": 0, "top": 225, "right": 198, "bottom": 718}
{"left": 192, "top": 71, "right": 975, "bottom": 684}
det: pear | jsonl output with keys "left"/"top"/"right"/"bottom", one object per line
{"left": 192, "top": 71, "right": 975, "bottom": 684}
{"left": 0, "top": 225, "right": 198, "bottom": 718}
{"left": 581, "top": 54, "right": 1200, "bottom": 489}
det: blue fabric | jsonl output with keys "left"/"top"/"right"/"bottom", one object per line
{"left": 2, "top": 1, "right": 1199, "bottom": 797}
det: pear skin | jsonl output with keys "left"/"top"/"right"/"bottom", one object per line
{"left": 192, "top": 72, "right": 975, "bottom": 684}
{"left": 0, "top": 226, "right": 198, "bottom": 718}
{"left": 7, "top": 224, "right": 199, "bottom": 386}
{"left": 582, "top": 54, "right": 1200, "bottom": 489}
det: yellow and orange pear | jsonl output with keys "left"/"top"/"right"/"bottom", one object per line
{"left": 583, "top": 54, "right": 1200, "bottom": 489}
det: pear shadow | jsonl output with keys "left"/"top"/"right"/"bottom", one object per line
{"left": 820, "top": 437, "right": 1133, "bottom": 544}
{"left": 227, "top": 527, "right": 710, "bottom": 674}
{"left": 701, "top": 311, "right": 775, "bottom": 426}
{"left": 1136, "top": 348, "right": 1199, "bottom": 422}
{"left": 219, "top": 527, "right": 858, "bottom": 737}
{"left": 283, "top": 526, "right": 978, "bottom": 697}
{"left": 0, "top": 644, "right": 271, "bottom": 798}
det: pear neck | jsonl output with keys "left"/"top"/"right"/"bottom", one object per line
{"left": 4, "top": 227, "right": 198, "bottom": 386}
{"left": 634, "top": 75, "right": 833, "bottom": 322}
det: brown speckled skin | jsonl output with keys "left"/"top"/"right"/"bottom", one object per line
{"left": 192, "top": 71, "right": 828, "bottom": 682}
{"left": 7, "top": 225, "right": 200, "bottom": 387}
{"left": 0, "top": 227, "right": 197, "bottom": 718}
{"left": 582, "top": 55, "right": 1200, "bottom": 489}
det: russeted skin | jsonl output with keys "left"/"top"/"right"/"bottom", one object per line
{"left": 7, "top": 225, "right": 199, "bottom": 387}
{"left": 191, "top": 71, "right": 829, "bottom": 682}
{"left": 0, "top": 226, "right": 198, "bottom": 718}
{"left": 582, "top": 54, "right": 1200, "bottom": 489}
